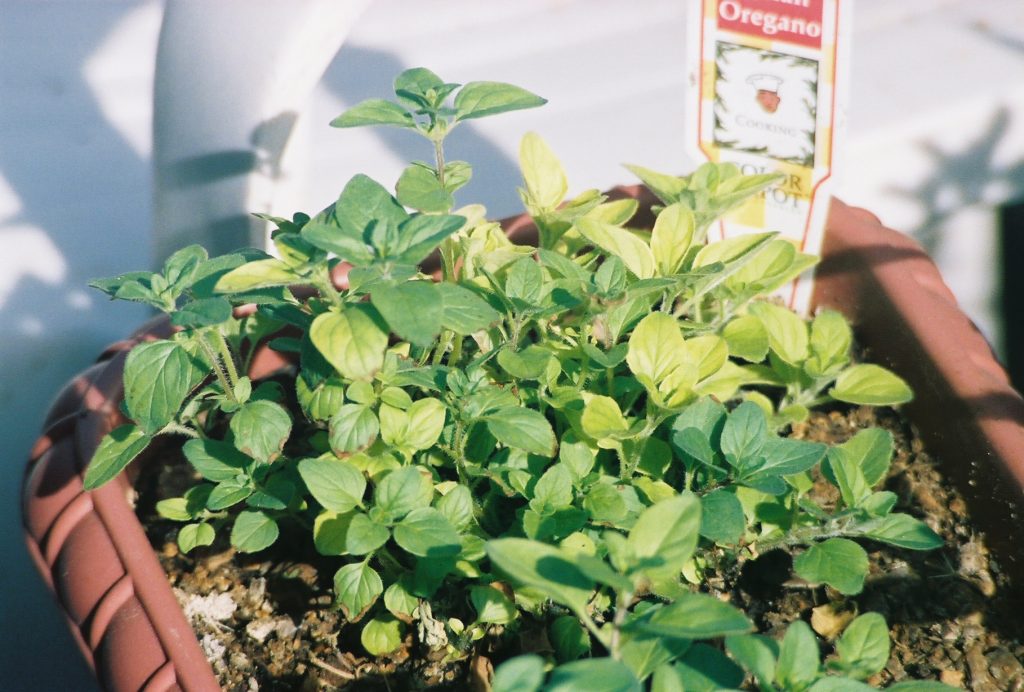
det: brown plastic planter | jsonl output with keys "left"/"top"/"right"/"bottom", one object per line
{"left": 22, "top": 194, "right": 1024, "bottom": 691}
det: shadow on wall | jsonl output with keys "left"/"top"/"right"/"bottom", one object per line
{"left": 318, "top": 44, "right": 524, "bottom": 217}
{"left": 0, "top": 4, "right": 151, "bottom": 691}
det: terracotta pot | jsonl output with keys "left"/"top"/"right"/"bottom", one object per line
{"left": 22, "top": 194, "right": 1024, "bottom": 691}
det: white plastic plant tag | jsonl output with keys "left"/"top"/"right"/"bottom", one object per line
{"left": 686, "top": 0, "right": 851, "bottom": 314}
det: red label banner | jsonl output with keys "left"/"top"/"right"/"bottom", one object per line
{"left": 716, "top": 0, "right": 825, "bottom": 49}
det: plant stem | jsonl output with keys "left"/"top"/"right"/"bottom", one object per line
{"left": 609, "top": 590, "right": 634, "bottom": 661}
{"left": 198, "top": 335, "right": 238, "bottom": 405}
{"left": 434, "top": 138, "right": 446, "bottom": 190}
{"left": 160, "top": 422, "right": 201, "bottom": 439}
{"left": 212, "top": 330, "right": 240, "bottom": 386}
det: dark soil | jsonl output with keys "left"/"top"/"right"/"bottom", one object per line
{"left": 134, "top": 405, "right": 1024, "bottom": 691}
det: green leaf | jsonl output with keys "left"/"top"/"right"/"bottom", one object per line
{"left": 394, "top": 67, "right": 446, "bottom": 104}
{"left": 723, "top": 315, "right": 769, "bottom": 362}
{"left": 334, "top": 561, "right": 383, "bottom": 620}
{"left": 793, "top": 538, "right": 869, "bottom": 595}
{"left": 550, "top": 615, "right": 591, "bottom": 662}
{"left": 471, "top": 585, "right": 517, "bottom": 625}
{"left": 384, "top": 576, "right": 419, "bottom": 618}
{"left": 546, "top": 658, "right": 642, "bottom": 692}
{"left": 720, "top": 401, "right": 767, "bottom": 466}
{"left": 436, "top": 484, "right": 475, "bottom": 531}
{"left": 650, "top": 203, "right": 695, "bottom": 276}
{"left": 371, "top": 281, "right": 443, "bottom": 348}
{"left": 297, "top": 457, "right": 366, "bottom": 512}
{"left": 229, "top": 400, "right": 291, "bottom": 463}
{"left": 454, "top": 81, "right": 546, "bottom": 121}
{"left": 484, "top": 407, "right": 556, "bottom": 457}
{"left": 437, "top": 283, "right": 501, "bottom": 333}
{"left": 302, "top": 174, "right": 407, "bottom": 262}
{"left": 156, "top": 497, "right": 192, "bottom": 521}
{"left": 626, "top": 312, "right": 695, "bottom": 408}
{"left": 374, "top": 466, "right": 433, "bottom": 521}
{"left": 584, "top": 483, "right": 629, "bottom": 524}
{"left": 806, "top": 309, "right": 852, "bottom": 376}
{"left": 181, "top": 438, "right": 249, "bottom": 482}
{"left": 833, "top": 612, "right": 890, "bottom": 679}
{"left": 498, "top": 345, "right": 554, "bottom": 380}
{"left": 886, "top": 682, "right": 958, "bottom": 691}
{"left": 620, "top": 633, "right": 690, "bottom": 683}
{"left": 626, "top": 594, "right": 752, "bottom": 640}
{"left": 491, "top": 655, "right": 545, "bottom": 692}
{"left": 694, "top": 232, "right": 774, "bottom": 268}
{"left": 627, "top": 492, "right": 701, "bottom": 575}
{"left": 485, "top": 538, "right": 594, "bottom": 618}
{"left": 393, "top": 507, "right": 461, "bottom": 557}
{"left": 725, "top": 634, "right": 778, "bottom": 690}
{"left": 531, "top": 464, "right": 575, "bottom": 513}
{"left": 177, "top": 523, "right": 215, "bottom": 553}
{"left": 776, "top": 620, "right": 821, "bottom": 690}
{"left": 310, "top": 305, "right": 388, "bottom": 380}
{"left": 329, "top": 404, "right": 379, "bottom": 454}
{"left": 171, "top": 297, "right": 233, "bottom": 328}
{"left": 581, "top": 395, "right": 631, "bottom": 443}
{"left": 862, "top": 513, "right": 943, "bottom": 550}
{"left": 331, "top": 98, "right": 414, "bottom": 129}
{"left": 623, "top": 164, "right": 688, "bottom": 205}
{"left": 84, "top": 424, "right": 152, "bottom": 489}
{"left": 750, "top": 301, "right": 809, "bottom": 365}
{"left": 213, "top": 257, "right": 299, "bottom": 293}
{"left": 519, "top": 132, "right": 568, "bottom": 210}
{"left": 824, "top": 446, "right": 871, "bottom": 509}
{"left": 843, "top": 428, "right": 893, "bottom": 488}
{"left": 754, "top": 438, "right": 827, "bottom": 477}
{"left": 163, "top": 244, "right": 207, "bottom": 287}
{"left": 830, "top": 364, "right": 913, "bottom": 406}
{"left": 230, "top": 510, "right": 279, "bottom": 552}
{"left": 394, "top": 213, "right": 465, "bottom": 264}
{"left": 670, "top": 644, "right": 745, "bottom": 692}
{"left": 577, "top": 218, "right": 655, "bottom": 279}
{"left": 123, "top": 341, "right": 194, "bottom": 434}
{"left": 361, "top": 614, "right": 405, "bottom": 656}
{"left": 396, "top": 164, "right": 452, "bottom": 212}
{"left": 505, "top": 255, "right": 544, "bottom": 306}
{"left": 206, "top": 477, "right": 252, "bottom": 510}
{"left": 699, "top": 489, "right": 745, "bottom": 544}
{"left": 808, "top": 679, "right": 875, "bottom": 692}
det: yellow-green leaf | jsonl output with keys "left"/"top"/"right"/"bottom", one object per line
{"left": 650, "top": 203, "right": 695, "bottom": 276}
{"left": 577, "top": 218, "right": 655, "bottom": 279}
{"left": 310, "top": 305, "right": 388, "bottom": 380}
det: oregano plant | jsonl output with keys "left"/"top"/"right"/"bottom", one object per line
{"left": 86, "top": 67, "right": 951, "bottom": 690}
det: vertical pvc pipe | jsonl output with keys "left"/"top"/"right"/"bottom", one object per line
{"left": 152, "top": 0, "right": 370, "bottom": 264}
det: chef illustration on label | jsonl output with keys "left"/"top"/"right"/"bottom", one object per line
{"left": 748, "top": 74, "right": 783, "bottom": 114}
{"left": 713, "top": 43, "right": 818, "bottom": 166}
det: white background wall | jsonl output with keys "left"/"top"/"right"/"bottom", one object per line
{"left": 2, "top": 2, "right": 1023, "bottom": 689}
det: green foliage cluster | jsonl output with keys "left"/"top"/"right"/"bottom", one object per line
{"left": 87, "top": 68, "right": 947, "bottom": 690}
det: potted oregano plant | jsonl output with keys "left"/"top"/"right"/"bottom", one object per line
{"left": 23, "top": 68, "right": 1024, "bottom": 691}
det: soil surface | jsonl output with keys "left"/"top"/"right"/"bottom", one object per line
{"left": 135, "top": 405, "right": 1024, "bottom": 691}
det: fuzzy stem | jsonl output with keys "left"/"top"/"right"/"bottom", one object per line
{"left": 198, "top": 335, "right": 238, "bottom": 404}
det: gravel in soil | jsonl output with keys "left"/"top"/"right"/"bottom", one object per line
{"left": 135, "top": 405, "right": 1024, "bottom": 691}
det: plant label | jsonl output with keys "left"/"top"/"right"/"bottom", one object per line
{"left": 686, "top": 0, "right": 852, "bottom": 314}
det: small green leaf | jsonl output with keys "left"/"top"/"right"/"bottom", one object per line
{"left": 627, "top": 492, "right": 702, "bottom": 575}
{"left": 531, "top": 464, "right": 575, "bottom": 513}
{"left": 550, "top": 615, "right": 590, "bottom": 662}
{"left": 806, "top": 309, "right": 852, "bottom": 376}
{"left": 584, "top": 483, "right": 629, "bottom": 524}
{"left": 624, "top": 164, "right": 688, "bottom": 205}
{"left": 374, "top": 466, "right": 433, "bottom": 521}
{"left": 824, "top": 446, "right": 871, "bottom": 509}
{"left": 834, "top": 612, "right": 890, "bottom": 679}
{"left": 396, "top": 164, "right": 452, "bottom": 212}
{"left": 626, "top": 312, "right": 695, "bottom": 408}
{"left": 581, "top": 395, "right": 631, "bottom": 444}
{"left": 546, "top": 658, "right": 642, "bottom": 692}
{"left": 699, "top": 489, "right": 745, "bottom": 544}
{"left": 498, "top": 345, "right": 554, "bottom": 380}
{"left": 404, "top": 398, "right": 447, "bottom": 450}
{"left": 182, "top": 438, "right": 249, "bottom": 482}
{"left": 491, "top": 655, "right": 545, "bottom": 692}
{"left": 331, "top": 98, "right": 414, "bottom": 129}
{"left": 123, "top": 341, "right": 194, "bottom": 435}
{"left": 171, "top": 297, "right": 233, "bottom": 328}
{"left": 393, "top": 67, "right": 446, "bottom": 105}
{"left": 723, "top": 315, "right": 769, "bottom": 362}
{"left": 437, "top": 283, "right": 501, "bottom": 333}
{"left": 84, "top": 424, "right": 152, "bottom": 489}
{"left": 750, "top": 301, "right": 809, "bottom": 365}
{"left": 626, "top": 594, "right": 752, "bottom": 640}
{"left": 862, "top": 513, "right": 943, "bottom": 550}
{"left": 177, "top": 523, "right": 215, "bottom": 553}
{"left": 471, "top": 585, "right": 517, "bottom": 624}
{"left": 329, "top": 404, "right": 379, "bottom": 454}
{"left": 577, "top": 218, "right": 656, "bottom": 279}
{"left": 230, "top": 510, "right": 279, "bottom": 552}
{"left": 670, "top": 643, "right": 746, "bottom": 692}
{"left": 720, "top": 401, "right": 767, "bottom": 466}
{"left": 843, "top": 428, "right": 894, "bottom": 488}
{"left": 519, "top": 132, "right": 568, "bottom": 211}
{"left": 371, "top": 282, "right": 443, "bottom": 348}
{"left": 334, "top": 561, "right": 383, "bottom": 620}
{"left": 297, "top": 457, "right": 366, "bottom": 512}
{"left": 384, "top": 576, "right": 419, "bottom": 618}
{"left": 454, "top": 81, "right": 546, "bottom": 121}
{"left": 650, "top": 203, "right": 695, "bottom": 276}
{"left": 484, "top": 407, "right": 556, "bottom": 457}
{"left": 310, "top": 305, "right": 388, "bottom": 380}
{"left": 393, "top": 507, "right": 461, "bottom": 557}
{"left": 485, "top": 538, "right": 594, "bottom": 619}
{"left": 213, "top": 258, "right": 298, "bottom": 293}
{"left": 206, "top": 477, "right": 252, "bottom": 510}
{"left": 230, "top": 400, "right": 291, "bottom": 463}
{"left": 830, "top": 364, "right": 913, "bottom": 406}
{"left": 725, "top": 634, "right": 778, "bottom": 690}
{"left": 436, "top": 485, "right": 474, "bottom": 531}
{"left": 361, "top": 614, "right": 405, "bottom": 656}
{"left": 776, "top": 620, "right": 821, "bottom": 690}
{"left": 394, "top": 213, "right": 465, "bottom": 264}
{"left": 794, "top": 538, "right": 869, "bottom": 595}
{"left": 156, "top": 498, "right": 192, "bottom": 521}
